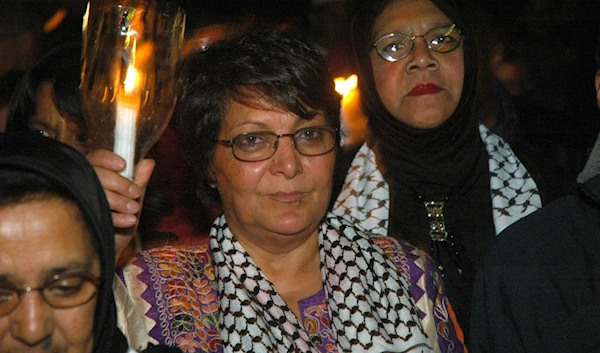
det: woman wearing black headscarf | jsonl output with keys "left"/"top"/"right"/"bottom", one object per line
{"left": 0, "top": 133, "right": 181, "bottom": 353}
{"left": 332, "top": 0, "right": 542, "bottom": 340}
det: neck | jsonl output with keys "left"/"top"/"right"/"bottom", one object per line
{"left": 231, "top": 223, "right": 323, "bottom": 318}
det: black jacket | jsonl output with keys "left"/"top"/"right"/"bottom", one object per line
{"left": 469, "top": 174, "right": 600, "bottom": 353}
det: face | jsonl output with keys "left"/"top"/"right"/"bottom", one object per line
{"left": 211, "top": 100, "right": 336, "bottom": 245}
{"left": 29, "top": 83, "right": 93, "bottom": 155}
{"left": 0, "top": 197, "right": 100, "bottom": 353}
{"left": 370, "top": 0, "right": 464, "bottom": 128}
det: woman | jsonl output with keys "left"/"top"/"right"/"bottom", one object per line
{"left": 116, "top": 31, "right": 465, "bottom": 353}
{"left": 0, "top": 133, "right": 183, "bottom": 353}
{"left": 331, "top": 0, "right": 542, "bottom": 338}
{"left": 0, "top": 132, "right": 130, "bottom": 353}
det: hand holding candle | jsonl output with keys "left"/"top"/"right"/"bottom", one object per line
{"left": 80, "top": 0, "right": 185, "bottom": 179}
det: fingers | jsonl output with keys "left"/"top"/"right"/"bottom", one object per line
{"left": 134, "top": 158, "right": 156, "bottom": 190}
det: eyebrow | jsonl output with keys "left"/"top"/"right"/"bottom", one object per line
{"left": 0, "top": 261, "right": 97, "bottom": 285}
{"left": 28, "top": 118, "right": 55, "bottom": 130}
{"left": 373, "top": 21, "right": 455, "bottom": 40}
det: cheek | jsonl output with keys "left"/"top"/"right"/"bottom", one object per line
{"left": 213, "top": 157, "right": 264, "bottom": 202}
{"left": 59, "top": 299, "right": 96, "bottom": 351}
{"left": 372, "top": 64, "right": 398, "bottom": 109}
{"left": 444, "top": 51, "right": 465, "bottom": 102}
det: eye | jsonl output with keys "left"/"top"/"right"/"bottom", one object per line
{"left": 76, "top": 133, "right": 91, "bottom": 144}
{"left": 431, "top": 34, "right": 455, "bottom": 46}
{"left": 234, "top": 133, "right": 270, "bottom": 151}
{"left": 45, "top": 276, "right": 87, "bottom": 297}
{"left": 0, "top": 287, "right": 16, "bottom": 304}
{"left": 382, "top": 41, "right": 408, "bottom": 54}
{"left": 296, "top": 127, "right": 324, "bottom": 142}
{"left": 30, "top": 129, "right": 54, "bottom": 139}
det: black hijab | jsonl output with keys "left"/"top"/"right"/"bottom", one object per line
{"left": 0, "top": 132, "right": 121, "bottom": 353}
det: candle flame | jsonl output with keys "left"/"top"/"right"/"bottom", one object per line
{"left": 334, "top": 74, "right": 358, "bottom": 98}
{"left": 123, "top": 65, "right": 139, "bottom": 95}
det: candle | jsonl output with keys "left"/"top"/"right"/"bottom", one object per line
{"left": 114, "top": 64, "right": 139, "bottom": 180}
{"left": 334, "top": 74, "right": 368, "bottom": 149}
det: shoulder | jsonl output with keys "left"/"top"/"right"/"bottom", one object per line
{"left": 488, "top": 193, "right": 595, "bottom": 265}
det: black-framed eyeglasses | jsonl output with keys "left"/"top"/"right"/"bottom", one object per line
{"left": 0, "top": 273, "right": 101, "bottom": 317}
{"left": 215, "top": 125, "right": 338, "bottom": 162}
{"left": 372, "top": 24, "right": 462, "bottom": 62}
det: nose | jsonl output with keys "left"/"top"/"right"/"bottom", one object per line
{"left": 406, "top": 37, "right": 439, "bottom": 73}
{"left": 269, "top": 136, "right": 303, "bottom": 178}
{"left": 10, "top": 291, "right": 53, "bottom": 347}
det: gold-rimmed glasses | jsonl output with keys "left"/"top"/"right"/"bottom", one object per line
{"left": 372, "top": 24, "right": 462, "bottom": 62}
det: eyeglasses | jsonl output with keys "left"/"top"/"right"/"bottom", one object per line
{"left": 372, "top": 24, "right": 462, "bottom": 62}
{"left": 0, "top": 273, "right": 101, "bottom": 317}
{"left": 216, "top": 126, "right": 338, "bottom": 162}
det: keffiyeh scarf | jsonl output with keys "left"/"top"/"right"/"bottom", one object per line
{"left": 210, "top": 214, "right": 433, "bottom": 352}
{"left": 334, "top": 124, "right": 542, "bottom": 237}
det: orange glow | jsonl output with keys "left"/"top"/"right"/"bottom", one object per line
{"left": 123, "top": 65, "right": 139, "bottom": 94}
{"left": 334, "top": 74, "right": 358, "bottom": 98}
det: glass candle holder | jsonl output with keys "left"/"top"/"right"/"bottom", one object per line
{"left": 80, "top": 0, "right": 185, "bottom": 179}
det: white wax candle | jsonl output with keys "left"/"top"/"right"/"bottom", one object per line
{"left": 114, "top": 100, "right": 137, "bottom": 180}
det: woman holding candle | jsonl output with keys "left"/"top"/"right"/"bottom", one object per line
{"left": 116, "top": 30, "right": 465, "bottom": 353}
{"left": 331, "top": 0, "right": 542, "bottom": 342}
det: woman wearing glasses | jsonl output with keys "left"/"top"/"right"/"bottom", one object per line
{"left": 116, "top": 31, "right": 465, "bottom": 352}
{"left": 331, "top": 0, "right": 542, "bottom": 342}
{"left": 0, "top": 133, "right": 181, "bottom": 353}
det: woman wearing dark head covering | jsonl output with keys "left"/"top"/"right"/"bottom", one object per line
{"left": 0, "top": 133, "right": 181, "bottom": 353}
{"left": 332, "top": 0, "right": 541, "bottom": 341}
{"left": 0, "top": 132, "right": 123, "bottom": 353}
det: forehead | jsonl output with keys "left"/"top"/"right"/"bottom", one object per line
{"left": 372, "top": 0, "right": 451, "bottom": 39}
{"left": 221, "top": 98, "right": 325, "bottom": 133}
{"left": 32, "top": 83, "right": 83, "bottom": 125}
{"left": 0, "top": 197, "right": 98, "bottom": 283}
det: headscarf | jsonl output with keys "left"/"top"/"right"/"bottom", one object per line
{"left": 0, "top": 132, "right": 121, "bottom": 353}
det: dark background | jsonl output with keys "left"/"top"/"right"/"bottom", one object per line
{"left": 7, "top": 0, "right": 600, "bottom": 201}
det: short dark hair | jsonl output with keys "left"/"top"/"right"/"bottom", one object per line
{"left": 6, "top": 42, "right": 83, "bottom": 132}
{"left": 175, "top": 30, "right": 341, "bottom": 205}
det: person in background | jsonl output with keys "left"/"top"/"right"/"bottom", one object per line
{"left": 5, "top": 42, "right": 185, "bottom": 259}
{"left": 332, "top": 0, "right": 541, "bottom": 343}
{"left": 116, "top": 30, "right": 465, "bottom": 353}
{"left": 0, "top": 1, "right": 42, "bottom": 81}
{"left": 0, "top": 70, "right": 23, "bottom": 132}
{"left": 469, "top": 27, "right": 600, "bottom": 353}
{"left": 0, "top": 132, "right": 181, "bottom": 353}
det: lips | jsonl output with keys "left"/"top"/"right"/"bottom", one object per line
{"left": 407, "top": 83, "right": 442, "bottom": 96}
{"left": 269, "top": 191, "right": 304, "bottom": 203}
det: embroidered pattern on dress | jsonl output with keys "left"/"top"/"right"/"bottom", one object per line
{"left": 133, "top": 245, "right": 222, "bottom": 353}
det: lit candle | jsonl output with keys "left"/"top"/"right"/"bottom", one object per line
{"left": 114, "top": 63, "right": 139, "bottom": 180}
{"left": 334, "top": 74, "right": 367, "bottom": 148}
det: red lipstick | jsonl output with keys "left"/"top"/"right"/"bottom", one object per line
{"left": 407, "top": 83, "right": 442, "bottom": 96}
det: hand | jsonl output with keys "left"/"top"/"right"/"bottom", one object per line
{"left": 87, "top": 149, "right": 155, "bottom": 260}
